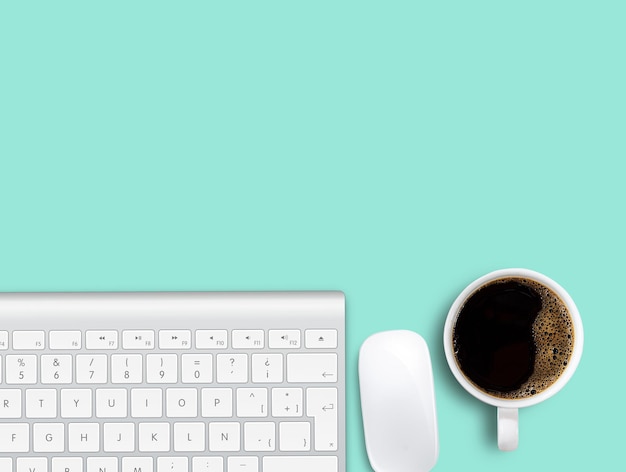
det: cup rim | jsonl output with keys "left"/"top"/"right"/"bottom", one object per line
{"left": 443, "top": 268, "right": 584, "bottom": 409}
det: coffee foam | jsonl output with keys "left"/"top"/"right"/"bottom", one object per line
{"left": 470, "top": 277, "right": 574, "bottom": 400}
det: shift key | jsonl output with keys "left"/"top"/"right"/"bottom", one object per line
{"left": 287, "top": 353, "right": 337, "bottom": 383}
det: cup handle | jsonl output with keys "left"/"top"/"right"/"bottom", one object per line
{"left": 497, "top": 407, "right": 519, "bottom": 451}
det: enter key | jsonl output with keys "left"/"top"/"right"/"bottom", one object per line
{"left": 306, "top": 387, "right": 338, "bottom": 451}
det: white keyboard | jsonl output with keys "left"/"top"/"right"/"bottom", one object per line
{"left": 0, "top": 292, "right": 345, "bottom": 472}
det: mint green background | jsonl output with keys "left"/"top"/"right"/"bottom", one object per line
{"left": 1, "top": 2, "right": 624, "bottom": 470}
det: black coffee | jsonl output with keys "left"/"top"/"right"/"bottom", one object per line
{"left": 452, "top": 277, "right": 574, "bottom": 399}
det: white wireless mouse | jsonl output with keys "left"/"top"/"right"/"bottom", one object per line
{"left": 359, "top": 330, "right": 439, "bottom": 472}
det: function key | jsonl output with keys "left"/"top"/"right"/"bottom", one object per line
{"left": 196, "top": 330, "right": 228, "bottom": 349}
{"left": 269, "top": 330, "right": 301, "bottom": 349}
{"left": 232, "top": 330, "right": 264, "bottom": 349}
{"left": 49, "top": 331, "right": 82, "bottom": 350}
{"left": 0, "top": 332, "right": 8, "bottom": 350}
{"left": 13, "top": 331, "right": 45, "bottom": 350}
{"left": 86, "top": 330, "right": 119, "bottom": 350}
{"left": 159, "top": 330, "right": 191, "bottom": 349}
{"left": 305, "top": 329, "right": 338, "bottom": 349}
{"left": 122, "top": 330, "right": 155, "bottom": 350}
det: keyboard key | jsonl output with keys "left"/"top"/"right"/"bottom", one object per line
{"left": 251, "top": 353, "right": 283, "bottom": 383}
{"left": 17, "top": 457, "right": 48, "bottom": 472}
{"left": 61, "top": 389, "right": 93, "bottom": 418}
{"left": 166, "top": 388, "right": 198, "bottom": 418}
{"left": 208, "top": 422, "right": 240, "bottom": 451}
{"left": 0, "top": 331, "right": 9, "bottom": 350}
{"left": 138, "top": 422, "right": 170, "bottom": 452}
{"left": 122, "top": 330, "right": 155, "bottom": 350}
{"left": 196, "top": 330, "right": 228, "bottom": 349}
{"left": 33, "top": 422, "right": 64, "bottom": 452}
{"left": 181, "top": 354, "right": 212, "bottom": 383}
{"left": 228, "top": 456, "right": 258, "bottom": 472}
{"left": 279, "top": 421, "right": 310, "bottom": 451}
{"left": 158, "top": 457, "right": 188, "bottom": 472}
{"left": 69, "top": 422, "right": 100, "bottom": 452}
{"left": 232, "top": 330, "right": 264, "bottom": 349}
{"left": 87, "top": 457, "right": 118, "bottom": 472}
{"left": 262, "top": 456, "right": 338, "bottom": 472}
{"left": 287, "top": 353, "right": 337, "bottom": 383}
{"left": 26, "top": 388, "right": 57, "bottom": 418}
{"left": 104, "top": 423, "right": 135, "bottom": 452}
{"left": 5, "top": 354, "right": 37, "bottom": 384}
{"left": 86, "top": 330, "right": 118, "bottom": 350}
{"left": 0, "top": 459, "right": 11, "bottom": 469}
{"left": 41, "top": 354, "right": 72, "bottom": 384}
{"left": 52, "top": 457, "right": 83, "bottom": 472}
{"left": 192, "top": 457, "right": 223, "bottom": 472}
{"left": 121, "top": 457, "right": 152, "bottom": 472}
{"left": 305, "top": 329, "right": 338, "bottom": 349}
{"left": 173, "top": 422, "right": 205, "bottom": 452}
{"left": 306, "top": 387, "right": 338, "bottom": 451}
{"left": 111, "top": 354, "right": 143, "bottom": 384}
{"left": 13, "top": 330, "right": 45, "bottom": 350}
{"left": 96, "top": 388, "right": 128, "bottom": 418}
{"left": 131, "top": 388, "right": 163, "bottom": 418}
{"left": 0, "top": 423, "right": 29, "bottom": 452}
{"left": 49, "top": 330, "right": 82, "bottom": 350}
{"left": 201, "top": 388, "right": 233, "bottom": 418}
{"left": 236, "top": 388, "right": 268, "bottom": 417}
{"left": 269, "top": 329, "right": 301, "bottom": 349}
{"left": 0, "top": 389, "right": 22, "bottom": 418}
{"left": 147, "top": 354, "right": 178, "bottom": 383}
{"left": 76, "top": 354, "right": 108, "bottom": 384}
{"left": 244, "top": 421, "right": 275, "bottom": 451}
{"left": 271, "top": 388, "right": 303, "bottom": 417}
{"left": 216, "top": 354, "right": 248, "bottom": 383}
{"left": 159, "top": 330, "right": 191, "bottom": 349}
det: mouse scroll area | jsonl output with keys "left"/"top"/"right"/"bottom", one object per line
{"left": 359, "top": 330, "right": 439, "bottom": 472}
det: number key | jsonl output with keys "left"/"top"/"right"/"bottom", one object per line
{"left": 41, "top": 355, "right": 72, "bottom": 384}
{"left": 76, "top": 355, "right": 108, "bottom": 384}
{"left": 146, "top": 354, "right": 178, "bottom": 383}
{"left": 111, "top": 355, "right": 143, "bottom": 383}
{"left": 5, "top": 355, "right": 37, "bottom": 384}
{"left": 181, "top": 354, "right": 212, "bottom": 383}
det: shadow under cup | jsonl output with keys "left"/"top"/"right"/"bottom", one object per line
{"left": 444, "top": 269, "right": 584, "bottom": 449}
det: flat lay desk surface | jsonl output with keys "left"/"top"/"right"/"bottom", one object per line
{"left": 1, "top": 2, "right": 624, "bottom": 470}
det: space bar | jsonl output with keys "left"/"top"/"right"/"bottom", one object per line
{"left": 263, "top": 456, "right": 338, "bottom": 472}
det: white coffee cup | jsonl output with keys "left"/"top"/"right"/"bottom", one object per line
{"left": 443, "top": 268, "right": 584, "bottom": 451}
